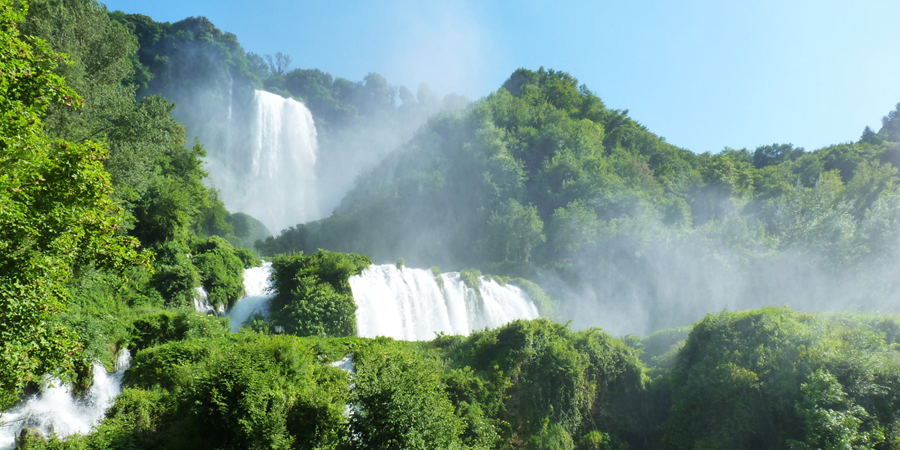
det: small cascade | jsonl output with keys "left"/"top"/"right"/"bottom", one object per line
{"left": 330, "top": 355, "right": 356, "bottom": 374}
{"left": 193, "top": 286, "right": 215, "bottom": 315}
{"left": 329, "top": 355, "right": 355, "bottom": 418}
{"left": 206, "top": 90, "right": 320, "bottom": 233}
{"left": 228, "top": 262, "right": 275, "bottom": 332}
{"left": 0, "top": 349, "right": 131, "bottom": 450}
{"left": 350, "top": 265, "right": 540, "bottom": 341}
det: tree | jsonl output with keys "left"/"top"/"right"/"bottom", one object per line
{"left": 488, "top": 199, "right": 546, "bottom": 262}
{"left": 265, "top": 51, "right": 291, "bottom": 75}
{"left": 0, "top": 0, "right": 144, "bottom": 408}
{"left": 350, "top": 347, "right": 464, "bottom": 450}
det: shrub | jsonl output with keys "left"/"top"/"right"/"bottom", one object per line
{"left": 191, "top": 236, "right": 246, "bottom": 309}
{"left": 129, "top": 311, "right": 229, "bottom": 352}
{"left": 149, "top": 240, "right": 201, "bottom": 307}
{"left": 351, "top": 345, "right": 464, "bottom": 449}
{"left": 268, "top": 250, "right": 371, "bottom": 338}
{"left": 660, "top": 308, "right": 900, "bottom": 449}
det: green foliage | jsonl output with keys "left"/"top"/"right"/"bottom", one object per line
{"left": 460, "top": 269, "right": 482, "bottom": 294}
{"left": 129, "top": 310, "right": 228, "bottom": 353}
{"left": 508, "top": 278, "right": 558, "bottom": 319}
{"left": 488, "top": 199, "right": 546, "bottom": 262}
{"left": 48, "top": 334, "right": 353, "bottom": 450}
{"left": 268, "top": 250, "right": 371, "bottom": 337}
{"left": 431, "top": 266, "right": 445, "bottom": 290}
{"left": 0, "top": 0, "right": 145, "bottom": 408}
{"left": 191, "top": 236, "right": 245, "bottom": 309}
{"left": 350, "top": 343, "right": 465, "bottom": 450}
{"left": 660, "top": 308, "right": 900, "bottom": 449}
{"left": 233, "top": 246, "right": 262, "bottom": 269}
{"left": 442, "top": 319, "right": 646, "bottom": 448}
{"left": 149, "top": 240, "right": 200, "bottom": 307}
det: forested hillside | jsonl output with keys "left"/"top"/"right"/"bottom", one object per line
{"left": 5, "top": 0, "right": 900, "bottom": 449}
{"left": 261, "top": 67, "right": 900, "bottom": 334}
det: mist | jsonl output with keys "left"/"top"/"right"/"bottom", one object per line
{"left": 131, "top": 15, "right": 470, "bottom": 235}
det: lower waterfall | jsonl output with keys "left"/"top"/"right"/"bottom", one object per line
{"left": 228, "top": 262, "right": 275, "bottom": 332}
{"left": 193, "top": 286, "right": 215, "bottom": 315}
{"left": 0, "top": 349, "right": 131, "bottom": 450}
{"left": 350, "top": 265, "right": 539, "bottom": 341}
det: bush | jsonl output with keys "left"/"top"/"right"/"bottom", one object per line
{"left": 233, "top": 246, "right": 263, "bottom": 269}
{"left": 443, "top": 319, "right": 646, "bottom": 448}
{"left": 268, "top": 250, "right": 371, "bottom": 337}
{"left": 660, "top": 308, "right": 900, "bottom": 450}
{"left": 129, "top": 311, "right": 229, "bottom": 352}
{"left": 149, "top": 240, "right": 201, "bottom": 307}
{"left": 191, "top": 236, "right": 246, "bottom": 309}
{"left": 117, "top": 334, "right": 352, "bottom": 450}
{"left": 351, "top": 345, "right": 464, "bottom": 450}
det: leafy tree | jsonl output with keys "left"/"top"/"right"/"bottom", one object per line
{"left": 488, "top": 199, "right": 546, "bottom": 262}
{"left": 351, "top": 346, "right": 464, "bottom": 450}
{"left": 265, "top": 51, "right": 291, "bottom": 75}
{"left": 268, "top": 250, "right": 371, "bottom": 337}
{"left": 0, "top": 0, "right": 144, "bottom": 407}
{"left": 751, "top": 143, "right": 804, "bottom": 169}
{"left": 192, "top": 236, "right": 245, "bottom": 309}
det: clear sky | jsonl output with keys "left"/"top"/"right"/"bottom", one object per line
{"left": 102, "top": 0, "right": 900, "bottom": 154}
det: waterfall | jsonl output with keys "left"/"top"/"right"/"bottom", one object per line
{"left": 0, "top": 349, "right": 131, "bottom": 450}
{"left": 193, "top": 286, "right": 215, "bottom": 315}
{"left": 350, "top": 265, "right": 540, "bottom": 341}
{"left": 228, "top": 262, "right": 275, "bottom": 332}
{"left": 206, "top": 90, "right": 319, "bottom": 234}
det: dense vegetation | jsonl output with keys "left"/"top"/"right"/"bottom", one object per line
{"left": 17, "top": 307, "right": 900, "bottom": 450}
{"left": 261, "top": 250, "right": 371, "bottom": 337}
{"left": 6, "top": 0, "right": 900, "bottom": 449}
{"left": 0, "top": 0, "right": 262, "bottom": 406}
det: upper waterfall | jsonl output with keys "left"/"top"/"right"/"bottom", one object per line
{"left": 206, "top": 90, "right": 319, "bottom": 234}
{"left": 350, "top": 265, "right": 540, "bottom": 341}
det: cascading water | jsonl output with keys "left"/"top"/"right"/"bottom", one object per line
{"left": 350, "top": 265, "right": 540, "bottom": 341}
{"left": 206, "top": 90, "right": 319, "bottom": 234}
{"left": 0, "top": 349, "right": 131, "bottom": 450}
{"left": 228, "top": 262, "right": 275, "bottom": 332}
{"left": 193, "top": 286, "right": 215, "bottom": 315}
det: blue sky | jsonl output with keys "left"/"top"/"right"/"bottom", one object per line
{"left": 102, "top": 0, "right": 900, "bottom": 154}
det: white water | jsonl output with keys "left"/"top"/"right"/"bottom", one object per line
{"left": 228, "top": 262, "right": 275, "bottom": 332}
{"left": 350, "top": 265, "right": 540, "bottom": 340}
{"left": 207, "top": 90, "right": 319, "bottom": 233}
{"left": 193, "top": 286, "right": 215, "bottom": 315}
{"left": 330, "top": 355, "right": 355, "bottom": 374}
{"left": 0, "top": 349, "right": 131, "bottom": 449}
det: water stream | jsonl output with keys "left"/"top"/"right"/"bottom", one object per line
{"left": 0, "top": 349, "right": 131, "bottom": 450}
{"left": 227, "top": 262, "right": 275, "bottom": 332}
